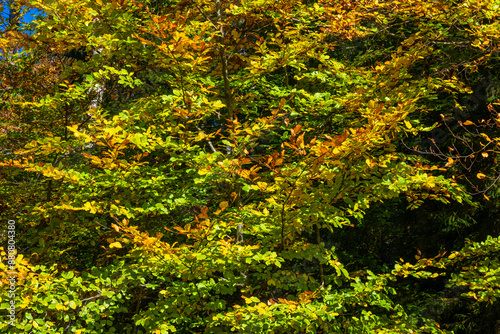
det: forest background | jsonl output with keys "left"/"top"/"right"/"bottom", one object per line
{"left": 1, "top": 0, "right": 500, "bottom": 333}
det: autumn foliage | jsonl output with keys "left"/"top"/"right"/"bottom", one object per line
{"left": 1, "top": 0, "right": 500, "bottom": 333}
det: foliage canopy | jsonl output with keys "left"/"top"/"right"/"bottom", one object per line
{"left": 1, "top": 0, "right": 500, "bottom": 333}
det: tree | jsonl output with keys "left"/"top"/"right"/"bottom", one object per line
{"left": 1, "top": 0, "right": 499, "bottom": 333}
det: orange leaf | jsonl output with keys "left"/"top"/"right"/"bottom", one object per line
{"left": 292, "top": 124, "right": 302, "bottom": 135}
{"left": 198, "top": 206, "right": 209, "bottom": 219}
{"left": 279, "top": 98, "right": 286, "bottom": 108}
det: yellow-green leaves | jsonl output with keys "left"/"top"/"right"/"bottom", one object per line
{"left": 109, "top": 242, "right": 122, "bottom": 249}
{"left": 2, "top": 0, "right": 500, "bottom": 333}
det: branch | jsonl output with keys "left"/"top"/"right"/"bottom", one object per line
{"left": 196, "top": 125, "right": 218, "bottom": 153}
{"left": 81, "top": 293, "right": 102, "bottom": 303}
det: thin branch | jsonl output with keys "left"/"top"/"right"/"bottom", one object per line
{"left": 81, "top": 293, "right": 102, "bottom": 303}
{"left": 196, "top": 125, "right": 218, "bottom": 153}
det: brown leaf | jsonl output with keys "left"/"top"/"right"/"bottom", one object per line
{"left": 198, "top": 206, "right": 209, "bottom": 219}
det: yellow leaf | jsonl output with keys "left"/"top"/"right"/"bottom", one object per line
{"left": 404, "top": 120, "right": 412, "bottom": 129}
{"left": 111, "top": 223, "right": 120, "bottom": 233}
{"left": 213, "top": 100, "right": 225, "bottom": 109}
{"left": 219, "top": 201, "right": 229, "bottom": 211}
{"left": 463, "top": 120, "right": 474, "bottom": 126}
{"left": 297, "top": 133, "right": 305, "bottom": 149}
{"left": 484, "top": 194, "right": 490, "bottom": 201}
{"left": 198, "top": 169, "right": 209, "bottom": 175}
{"left": 477, "top": 173, "right": 486, "bottom": 179}
{"left": 109, "top": 242, "right": 122, "bottom": 249}
{"left": 481, "top": 152, "right": 488, "bottom": 158}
